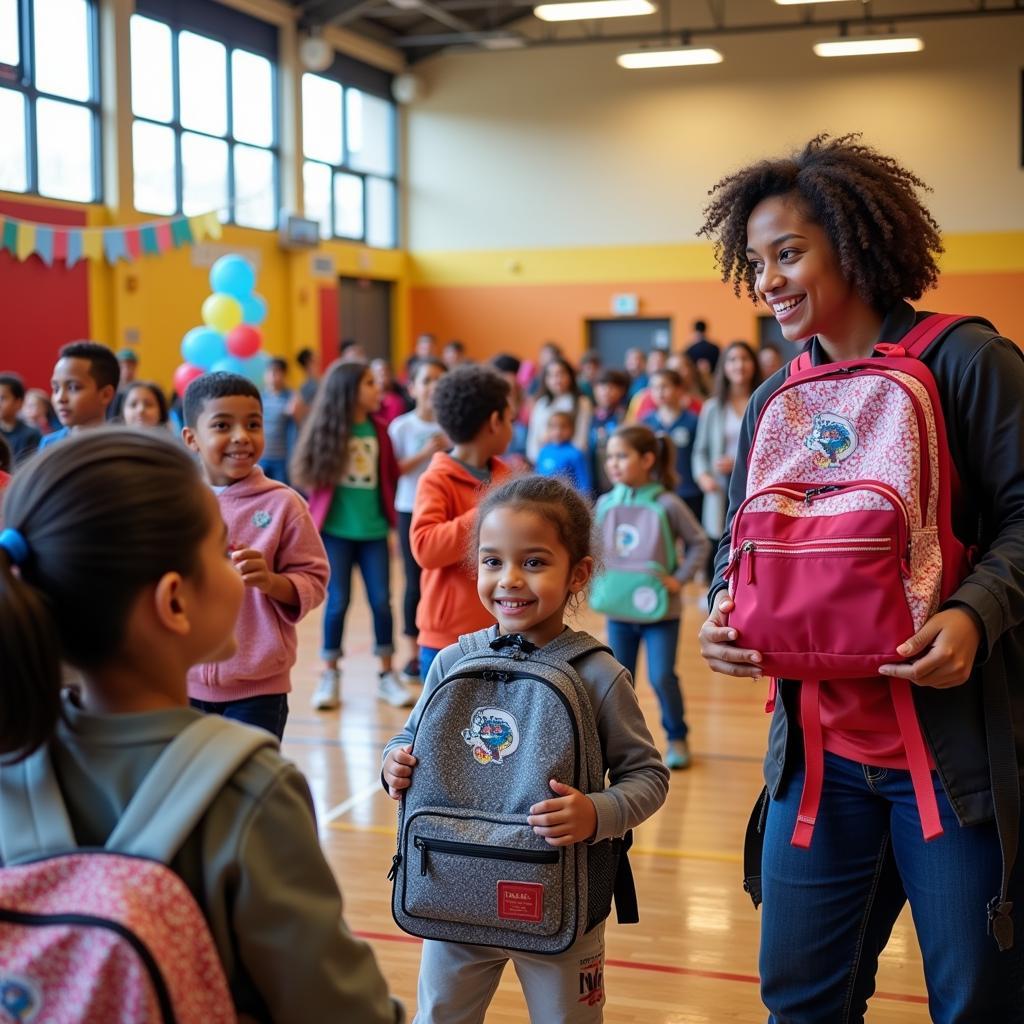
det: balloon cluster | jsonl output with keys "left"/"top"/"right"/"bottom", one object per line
{"left": 174, "top": 256, "right": 270, "bottom": 396}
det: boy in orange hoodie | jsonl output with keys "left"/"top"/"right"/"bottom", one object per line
{"left": 410, "top": 365, "right": 513, "bottom": 680}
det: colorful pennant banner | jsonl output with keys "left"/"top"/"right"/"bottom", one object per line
{"left": 0, "top": 211, "right": 223, "bottom": 267}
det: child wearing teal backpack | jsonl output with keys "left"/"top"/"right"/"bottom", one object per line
{"left": 591, "top": 425, "right": 709, "bottom": 768}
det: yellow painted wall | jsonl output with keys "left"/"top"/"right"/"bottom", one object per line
{"left": 408, "top": 232, "right": 1024, "bottom": 362}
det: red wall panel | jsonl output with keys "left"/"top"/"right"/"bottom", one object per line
{"left": 0, "top": 200, "right": 90, "bottom": 389}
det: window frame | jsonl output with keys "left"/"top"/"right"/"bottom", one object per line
{"left": 129, "top": 11, "right": 280, "bottom": 229}
{"left": 0, "top": 0, "right": 103, "bottom": 202}
{"left": 302, "top": 71, "right": 400, "bottom": 250}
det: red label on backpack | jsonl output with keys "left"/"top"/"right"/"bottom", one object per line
{"left": 497, "top": 881, "right": 544, "bottom": 922}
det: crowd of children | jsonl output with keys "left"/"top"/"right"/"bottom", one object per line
{"left": 5, "top": 132, "right": 1019, "bottom": 1024}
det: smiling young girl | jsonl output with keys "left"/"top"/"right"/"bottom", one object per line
{"left": 0, "top": 430, "right": 399, "bottom": 1022}
{"left": 383, "top": 475, "right": 669, "bottom": 1023}
{"left": 594, "top": 426, "right": 708, "bottom": 770}
{"left": 698, "top": 134, "right": 1024, "bottom": 1021}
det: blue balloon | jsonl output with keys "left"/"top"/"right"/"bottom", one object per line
{"left": 181, "top": 327, "right": 228, "bottom": 371}
{"left": 240, "top": 293, "right": 268, "bottom": 326}
{"left": 210, "top": 255, "right": 256, "bottom": 300}
{"left": 211, "top": 356, "right": 249, "bottom": 376}
{"left": 242, "top": 352, "right": 270, "bottom": 385}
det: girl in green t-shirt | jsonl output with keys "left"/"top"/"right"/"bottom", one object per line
{"left": 291, "top": 361, "right": 415, "bottom": 712}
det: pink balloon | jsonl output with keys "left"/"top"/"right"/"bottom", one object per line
{"left": 226, "top": 324, "right": 262, "bottom": 359}
{"left": 174, "top": 362, "right": 205, "bottom": 397}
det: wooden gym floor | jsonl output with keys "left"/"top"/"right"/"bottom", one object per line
{"left": 282, "top": 562, "right": 930, "bottom": 1022}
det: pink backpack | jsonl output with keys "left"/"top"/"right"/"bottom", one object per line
{"left": 724, "top": 314, "right": 974, "bottom": 849}
{"left": 0, "top": 715, "right": 275, "bottom": 1023}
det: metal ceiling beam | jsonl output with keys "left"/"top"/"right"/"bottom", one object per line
{"left": 360, "top": 0, "right": 534, "bottom": 15}
{"left": 390, "top": 2, "right": 1022, "bottom": 46}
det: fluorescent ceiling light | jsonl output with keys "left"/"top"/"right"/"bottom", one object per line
{"left": 479, "top": 34, "right": 528, "bottom": 49}
{"left": 534, "top": 0, "right": 656, "bottom": 22}
{"left": 813, "top": 35, "right": 924, "bottom": 56}
{"left": 617, "top": 46, "right": 723, "bottom": 68}
{"left": 774, "top": 0, "right": 852, "bottom": 5}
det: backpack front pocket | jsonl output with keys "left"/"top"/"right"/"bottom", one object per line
{"left": 589, "top": 564, "right": 670, "bottom": 623}
{"left": 726, "top": 483, "right": 916, "bottom": 677}
{"left": 401, "top": 809, "right": 564, "bottom": 936}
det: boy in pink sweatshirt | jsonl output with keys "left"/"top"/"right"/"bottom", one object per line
{"left": 182, "top": 372, "right": 329, "bottom": 738}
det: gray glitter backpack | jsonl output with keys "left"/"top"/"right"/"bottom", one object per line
{"left": 388, "top": 627, "right": 638, "bottom": 955}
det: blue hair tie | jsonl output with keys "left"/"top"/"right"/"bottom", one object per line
{"left": 0, "top": 528, "right": 29, "bottom": 567}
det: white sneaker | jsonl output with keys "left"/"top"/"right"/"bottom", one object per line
{"left": 312, "top": 668, "right": 340, "bottom": 711}
{"left": 378, "top": 670, "right": 416, "bottom": 708}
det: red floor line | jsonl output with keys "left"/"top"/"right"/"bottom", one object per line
{"left": 353, "top": 931, "right": 929, "bottom": 1005}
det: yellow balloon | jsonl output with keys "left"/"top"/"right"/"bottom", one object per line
{"left": 202, "top": 292, "right": 243, "bottom": 334}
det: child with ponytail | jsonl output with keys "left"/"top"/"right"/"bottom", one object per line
{"left": 591, "top": 425, "right": 709, "bottom": 769}
{"left": 290, "top": 359, "right": 414, "bottom": 711}
{"left": 0, "top": 429, "right": 400, "bottom": 1022}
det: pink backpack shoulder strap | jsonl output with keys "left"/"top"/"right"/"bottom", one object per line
{"left": 787, "top": 349, "right": 814, "bottom": 376}
{"left": 896, "top": 313, "right": 970, "bottom": 359}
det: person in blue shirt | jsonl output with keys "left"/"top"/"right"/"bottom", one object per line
{"left": 260, "top": 357, "right": 294, "bottom": 485}
{"left": 40, "top": 341, "right": 119, "bottom": 451}
{"left": 642, "top": 368, "right": 703, "bottom": 522}
{"left": 535, "top": 410, "right": 591, "bottom": 496}
{"left": 588, "top": 368, "right": 629, "bottom": 495}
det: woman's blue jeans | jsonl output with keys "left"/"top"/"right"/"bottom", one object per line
{"left": 760, "top": 751, "right": 1024, "bottom": 1023}
{"left": 320, "top": 534, "right": 394, "bottom": 660}
{"left": 605, "top": 618, "right": 686, "bottom": 741}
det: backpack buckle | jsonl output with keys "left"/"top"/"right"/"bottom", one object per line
{"left": 874, "top": 343, "right": 907, "bottom": 358}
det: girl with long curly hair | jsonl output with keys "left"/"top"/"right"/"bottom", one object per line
{"left": 697, "top": 134, "right": 1024, "bottom": 1022}
{"left": 291, "top": 360, "right": 415, "bottom": 712}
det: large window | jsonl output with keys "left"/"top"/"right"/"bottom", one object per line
{"left": 302, "top": 73, "right": 397, "bottom": 249}
{"left": 129, "top": 12, "right": 278, "bottom": 229}
{"left": 0, "top": 0, "right": 101, "bottom": 202}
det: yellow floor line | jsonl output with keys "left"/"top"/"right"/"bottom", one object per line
{"left": 326, "top": 820, "right": 742, "bottom": 863}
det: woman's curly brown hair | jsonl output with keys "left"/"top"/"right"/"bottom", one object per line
{"left": 697, "top": 133, "right": 944, "bottom": 312}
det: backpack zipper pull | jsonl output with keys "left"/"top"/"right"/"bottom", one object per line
{"left": 804, "top": 485, "right": 842, "bottom": 503}
{"left": 744, "top": 541, "right": 756, "bottom": 585}
{"left": 387, "top": 853, "right": 401, "bottom": 882}
{"left": 723, "top": 546, "right": 742, "bottom": 580}
{"left": 414, "top": 837, "right": 428, "bottom": 875}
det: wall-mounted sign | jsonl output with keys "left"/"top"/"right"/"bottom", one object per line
{"left": 612, "top": 293, "right": 639, "bottom": 316}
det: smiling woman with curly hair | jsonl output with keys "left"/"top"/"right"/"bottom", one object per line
{"left": 697, "top": 134, "right": 1024, "bottom": 1023}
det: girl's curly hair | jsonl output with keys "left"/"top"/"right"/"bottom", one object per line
{"left": 697, "top": 133, "right": 943, "bottom": 312}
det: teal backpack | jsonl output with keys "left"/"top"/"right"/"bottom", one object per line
{"left": 589, "top": 483, "right": 676, "bottom": 623}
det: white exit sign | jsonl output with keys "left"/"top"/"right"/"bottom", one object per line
{"left": 612, "top": 293, "right": 639, "bottom": 316}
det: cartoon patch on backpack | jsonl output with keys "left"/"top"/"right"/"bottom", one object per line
{"left": 462, "top": 707, "right": 520, "bottom": 766}
{"left": 0, "top": 974, "right": 41, "bottom": 1023}
{"left": 614, "top": 523, "right": 641, "bottom": 557}
{"left": 804, "top": 412, "right": 858, "bottom": 468}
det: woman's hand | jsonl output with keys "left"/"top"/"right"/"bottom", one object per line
{"left": 714, "top": 455, "right": 735, "bottom": 476}
{"left": 698, "top": 590, "right": 763, "bottom": 678}
{"left": 698, "top": 472, "right": 719, "bottom": 494}
{"left": 383, "top": 744, "right": 418, "bottom": 799}
{"left": 879, "top": 607, "right": 982, "bottom": 688}
{"left": 527, "top": 780, "right": 597, "bottom": 846}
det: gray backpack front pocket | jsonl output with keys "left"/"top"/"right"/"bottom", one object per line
{"left": 402, "top": 808, "right": 566, "bottom": 937}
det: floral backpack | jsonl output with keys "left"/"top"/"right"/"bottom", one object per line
{"left": 0, "top": 715, "right": 274, "bottom": 1023}
{"left": 724, "top": 313, "right": 976, "bottom": 849}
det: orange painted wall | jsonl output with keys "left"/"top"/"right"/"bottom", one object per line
{"left": 409, "top": 271, "right": 1024, "bottom": 365}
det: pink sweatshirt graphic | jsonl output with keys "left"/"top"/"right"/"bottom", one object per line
{"left": 187, "top": 468, "right": 329, "bottom": 702}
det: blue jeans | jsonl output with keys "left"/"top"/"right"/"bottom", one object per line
{"left": 190, "top": 694, "right": 288, "bottom": 741}
{"left": 259, "top": 456, "right": 289, "bottom": 485}
{"left": 321, "top": 534, "right": 394, "bottom": 660}
{"left": 761, "top": 751, "right": 1024, "bottom": 1023}
{"left": 605, "top": 618, "right": 685, "bottom": 741}
{"left": 420, "top": 646, "right": 441, "bottom": 683}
